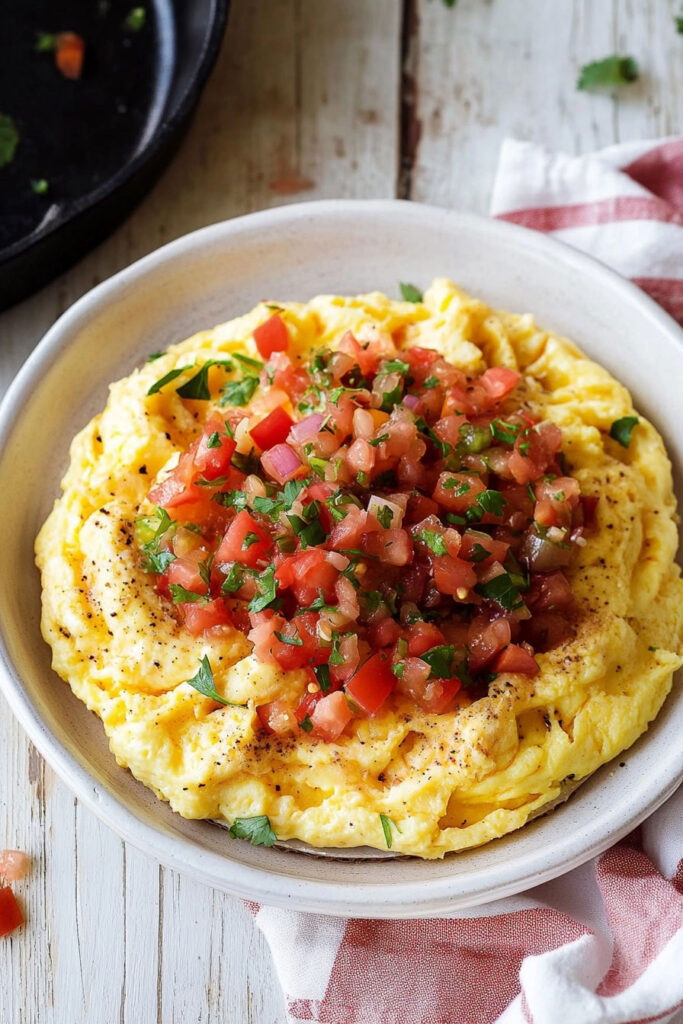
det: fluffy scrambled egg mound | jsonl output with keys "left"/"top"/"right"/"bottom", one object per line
{"left": 35, "top": 280, "right": 683, "bottom": 858}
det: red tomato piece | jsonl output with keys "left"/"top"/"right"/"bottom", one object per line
{"left": 479, "top": 367, "right": 521, "bottom": 401}
{"left": 522, "top": 612, "right": 573, "bottom": 652}
{"left": 0, "top": 887, "right": 24, "bottom": 938}
{"left": 167, "top": 550, "right": 208, "bottom": 594}
{"left": 459, "top": 532, "right": 510, "bottom": 565}
{"left": 250, "top": 407, "right": 295, "bottom": 450}
{"left": 526, "top": 571, "right": 573, "bottom": 613}
{"left": 55, "top": 32, "right": 85, "bottom": 80}
{"left": 257, "top": 699, "right": 298, "bottom": 736}
{"left": 417, "top": 678, "right": 462, "bottom": 714}
{"left": 311, "top": 691, "right": 354, "bottom": 741}
{"left": 253, "top": 314, "right": 289, "bottom": 359}
{"left": 406, "top": 620, "right": 446, "bottom": 657}
{"left": 367, "top": 618, "right": 403, "bottom": 649}
{"left": 432, "top": 555, "right": 478, "bottom": 598}
{"left": 509, "top": 423, "right": 563, "bottom": 485}
{"left": 468, "top": 615, "right": 512, "bottom": 673}
{"left": 404, "top": 492, "right": 440, "bottom": 525}
{"left": 193, "top": 417, "right": 236, "bottom": 480}
{"left": 432, "top": 472, "right": 486, "bottom": 513}
{"left": 362, "top": 528, "right": 413, "bottom": 566}
{"left": 181, "top": 599, "right": 232, "bottom": 635}
{"left": 493, "top": 644, "right": 539, "bottom": 676}
{"left": 215, "top": 510, "right": 273, "bottom": 567}
{"left": 275, "top": 549, "right": 338, "bottom": 606}
{"left": 345, "top": 652, "right": 395, "bottom": 715}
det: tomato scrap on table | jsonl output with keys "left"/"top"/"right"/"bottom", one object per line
{"left": 139, "top": 312, "right": 594, "bottom": 743}
{"left": 0, "top": 849, "right": 29, "bottom": 938}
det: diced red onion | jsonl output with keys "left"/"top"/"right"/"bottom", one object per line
{"left": 289, "top": 413, "right": 324, "bottom": 445}
{"left": 260, "top": 443, "right": 303, "bottom": 484}
{"left": 403, "top": 394, "right": 420, "bottom": 409}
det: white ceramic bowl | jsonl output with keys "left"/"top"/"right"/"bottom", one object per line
{"left": 0, "top": 200, "right": 681, "bottom": 918}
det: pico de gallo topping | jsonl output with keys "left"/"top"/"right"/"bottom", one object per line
{"left": 138, "top": 314, "right": 594, "bottom": 742}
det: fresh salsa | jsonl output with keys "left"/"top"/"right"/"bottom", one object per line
{"left": 138, "top": 313, "right": 594, "bottom": 742}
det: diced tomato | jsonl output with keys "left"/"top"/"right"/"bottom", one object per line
{"left": 167, "top": 550, "right": 208, "bottom": 594}
{"left": 522, "top": 611, "right": 573, "bottom": 652}
{"left": 55, "top": 32, "right": 85, "bottom": 80}
{"left": 329, "top": 506, "right": 369, "bottom": 551}
{"left": 459, "top": 531, "right": 510, "bottom": 565}
{"left": 406, "top": 620, "right": 445, "bottom": 657}
{"left": 215, "top": 510, "right": 273, "bottom": 567}
{"left": 337, "top": 331, "right": 378, "bottom": 378}
{"left": 368, "top": 617, "right": 403, "bottom": 649}
{"left": 311, "top": 691, "right": 354, "bottom": 741}
{"left": 193, "top": 415, "right": 236, "bottom": 480}
{"left": 362, "top": 528, "right": 413, "bottom": 566}
{"left": 417, "top": 678, "right": 462, "bottom": 713}
{"left": 509, "top": 422, "right": 563, "bottom": 485}
{"left": 257, "top": 699, "right": 299, "bottom": 736}
{"left": 493, "top": 643, "right": 538, "bottom": 676}
{"left": 275, "top": 549, "right": 338, "bottom": 606}
{"left": 0, "top": 851, "right": 29, "bottom": 882}
{"left": 432, "top": 555, "right": 478, "bottom": 598}
{"left": 0, "top": 887, "right": 24, "bottom": 937}
{"left": 468, "top": 615, "right": 512, "bottom": 673}
{"left": 526, "top": 571, "right": 573, "bottom": 613}
{"left": 181, "top": 598, "right": 232, "bottom": 634}
{"left": 479, "top": 367, "right": 521, "bottom": 401}
{"left": 433, "top": 472, "right": 486, "bottom": 513}
{"left": 254, "top": 314, "right": 289, "bottom": 359}
{"left": 404, "top": 492, "right": 440, "bottom": 524}
{"left": 250, "top": 407, "right": 294, "bottom": 450}
{"left": 345, "top": 652, "right": 395, "bottom": 715}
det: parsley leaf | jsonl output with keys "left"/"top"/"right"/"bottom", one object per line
{"left": 34, "top": 32, "right": 57, "bottom": 52}
{"left": 213, "top": 489, "right": 248, "bottom": 511}
{"left": 475, "top": 572, "right": 525, "bottom": 611}
{"left": 31, "top": 178, "right": 49, "bottom": 195}
{"left": 415, "top": 528, "right": 448, "bottom": 556}
{"left": 375, "top": 505, "right": 393, "bottom": 529}
{"left": 490, "top": 419, "right": 522, "bottom": 445}
{"left": 379, "top": 813, "right": 401, "bottom": 848}
{"left": 143, "top": 549, "right": 176, "bottom": 574}
{"left": 233, "top": 352, "right": 264, "bottom": 371}
{"left": 170, "top": 583, "right": 207, "bottom": 604}
{"left": 229, "top": 815, "right": 277, "bottom": 848}
{"left": 577, "top": 55, "right": 639, "bottom": 91}
{"left": 176, "top": 358, "right": 233, "bottom": 400}
{"left": 242, "top": 532, "right": 261, "bottom": 550}
{"left": 274, "top": 629, "right": 303, "bottom": 646}
{"left": 609, "top": 415, "right": 639, "bottom": 448}
{"left": 248, "top": 564, "right": 278, "bottom": 613}
{"left": 185, "top": 655, "right": 234, "bottom": 706}
{"left": 287, "top": 501, "right": 326, "bottom": 549}
{"left": 253, "top": 495, "right": 285, "bottom": 518}
{"left": 476, "top": 490, "right": 506, "bottom": 516}
{"left": 420, "top": 644, "right": 455, "bottom": 679}
{"left": 124, "top": 7, "right": 146, "bottom": 31}
{"left": 381, "top": 359, "right": 411, "bottom": 376}
{"left": 221, "top": 563, "right": 247, "bottom": 594}
{"left": 300, "top": 714, "right": 313, "bottom": 732}
{"left": 147, "top": 365, "right": 193, "bottom": 395}
{"left": 468, "top": 542, "right": 490, "bottom": 563}
{"left": 0, "top": 114, "right": 19, "bottom": 169}
{"left": 399, "top": 282, "right": 423, "bottom": 303}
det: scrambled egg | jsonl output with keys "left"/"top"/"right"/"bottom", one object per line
{"left": 35, "top": 280, "right": 683, "bottom": 858}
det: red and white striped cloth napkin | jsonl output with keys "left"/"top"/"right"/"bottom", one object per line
{"left": 253, "top": 137, "right": 683, "bottom": 1024}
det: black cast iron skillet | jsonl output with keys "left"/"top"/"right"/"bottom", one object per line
{"left": 0, "top": 0, "right": 229, "bottom": 311}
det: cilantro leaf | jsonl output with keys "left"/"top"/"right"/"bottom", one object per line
{"left": 0, "top": 114, "right": 19, "bottom": 169}
{"left": 381, "top": 359, "right": 411, "bottom": 376}
{"left": 253, "top": 495, "right": 285, "bottom": 518}
{"left": 677, "top": 15, "right": 683, "bottom": 33}
{"left": 124, "top": 7, "right": 146, "bottom": 31}
{"left": 274, "top": 630, "right": 303, "bottom": 646}
{"left": 184, "top": 655, "right": 233, "bottom": 705}
{"left": 609, "top": 415, "right": 639, "bottom": 448}
{"left": 248, "top": 564, "right": 278, "bottom": 613}
{"left": 475, "top": 572, "right": 525, "bottom": 611}
{"left": 577, "top": 55, "right": 639, "bottom": 91}
{"left": 220, "top": 373, "right": 260, "bottom": 407}
{"left": 34, "top": 32, "right": 57, "bottom": 52}
{"left": 229, "top": 814, "right": 277, "bottom": 847}
{"left": 399, "top": 282, "right": 423, "bottom": 303}
{"left": 213, "top": 489, "right": 248, "bottom": 511}
{"left": 300, "top": 714, "right": 313, "bottom": 732}
{"left": 206, "top": 431, "right": 222, "bottom": 449}
{"left": 176, "top": 358, "right": 233, "bottom": 400}
{"left": 490, "top": 419, "right": 522, "bottom": 445}
{"left": 415, "top": 528, "right": 448, "bottom": 556}
{"left": 221, "top": 563, "right": 247, "bottom": 594}
{"left": 142, "top": 549, "right": 176, "bottom": 574}
{"left": 476, "top": 490, "right": 506, "bottom": 516}
{"left": 170, "top": 584, "right": 207, "bottom": 604}
{"left": 147, "top": 365, "right": 193, "bottom": 395}
{"left": 420, "top": 644, "right": 455, "bottom": 679}
{"left": 31, "top": 178, "right": 49, "bottom": 195}
{"left": 468, "top": 542, "right": 490, "bottom": 563}
{"left": 233, "top": 352, "right": 264, "bottom": 371}
{"left": 379, "top": 813, "right": 401, "bottom": 848}
{"left": 314, "top": 664, "right": 332, "bottom": 693}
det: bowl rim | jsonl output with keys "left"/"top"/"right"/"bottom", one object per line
{"left": 0, "top": 198, "right": 681, "bottom": 918}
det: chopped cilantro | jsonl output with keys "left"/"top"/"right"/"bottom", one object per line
{"left": 283, "top": 477, "right": 307, "bottom": 506}
{"left": 170, "top": 583, "right": 206, "bottom": 604}
{"left": 329, "top": 634, "right": 345, "bottom": 665}
{"left": 253, "top": 495, "right": 284, "bottom": 518}
{"left": 0, "top": 114, "right": 18, "bottom": 169}
{"left": 34, "top": 32, "right": 57, "bottom": 52}
{"left": 287, "top": 501, "right": 326, "bottom": 548}
{"left": 274, "top": 630, "right": 303, "bottom": 646}
{"left": 220, "top": 373, "right": 260, "bottom": 407}
{"left": 206, "top": 431, "right": 222, "bottom": 449}
{"left": 577, "top": 55, "right": 639, "bottom": 91}
{"left": 300, "top": 714, "right": 313, "bottom": 732}
{"left": 177, "top": 358, "right": 234, "bottom": 400}
{"left": 31, "top": 178, "right": 49, "bottom": 195}
{"left": 213, "top": 489, "right": 248, "bottom": 511}
{"left": 468, "top": 542, "right": 490, "bottom": 563}
{"left": 143, "top": 549, "right": 175, "bottom": 574}
{"left": 146, "top": 364, "right": 193, "bottom": 395}
{"left": 242, "top": 532, "right": 261, "bottom": 550}
{"left": 444, "top": 513, "right": 466, "bottom": 526}
{"left": 357, "top": 470, "right": 369, "bottom": 487}
{"left": 124, "top": 7, "right": 146, "bottom": 31}
{"left": 458, "top": 422, "right": 491, "bottom": 453}
{"left": 399, "top": 282, "right": 423, "bottom": 303}
{"left": 420, "top": 644, "right": 455, "bottom": 679}
{"left": 368, "top": 433, "right": 390, "bottom": 447}
{"left": 231, "top": 449, "right": 260, "bottom": 475}
{"left": 248, "top": 564, "right": 278, "bottom": 613}
{"left": 379, "top": 813, "right": 401, "bottom": 848}
{"left": 382, "top": 359, "right": 411, "bottom": 376}
{"left": 609, "top": 415, "right": 639, "bottom": 448}
{"left": 221, "top": 564, "right": 247, "bottom": 594}
{"left": 198, "top": 556, "right": 213, "bottom": 589}
{"left": 423, "top": 376, "right": 439, "bottom": 389}
{"left": 229, "top": 815, "right": 277, "bottom": 848}
{"left": 314, "top": 663, "right": 332, "bottom": 693}
{"left": 476, "top": 490, "right": 506, "bottom": 516}
{"left": 475, "top": 572, "right": 524, "bottom": 611}
{"left": 415, "top": 528, "right": 448, "bottom": 556}
{"left": 490, "top": 419, "right": 522, "bottom": 445}
{"left": 185, "top": 655, "right": 237, "bottom": 706}
{"left": 375, "top": 505, "right": 394, "bottom": 529}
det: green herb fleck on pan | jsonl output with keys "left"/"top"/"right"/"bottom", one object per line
{"left": 31, "top": 178, "right": 49, "bottom": 195}
{"left": 229, "top": 815, "right": 277, "bottom": 848}
{"left": 124, "top": 7, "right": 146, "bottom": 32}
{"left": 577, "top": 55, "right": 639, "bottom": 91}
{"left": 399, "top": 282, "right": 423, "bottom": 303}
{"left": 609, "top": 416, "right": 639, "bottom": 448}
{"left": 34, "top": 32, "right": 57, "bottom": 52}
{"left": 0, "top": 114, "right": 19, "bottom": 169}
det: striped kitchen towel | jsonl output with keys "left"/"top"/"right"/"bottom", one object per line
{"left": 254, "top": 137, "right": 683, "bottom": 1024}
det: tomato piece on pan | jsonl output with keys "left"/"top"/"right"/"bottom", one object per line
{"left": 253, "top": 314, "right": 289, "bottom": 359}
{"left": 345, "top": 652, "right": 395, "bottom": 715}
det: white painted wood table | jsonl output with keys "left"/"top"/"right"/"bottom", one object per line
{"left": 1, "top": 2, "right": 681, "bottom": 1021}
